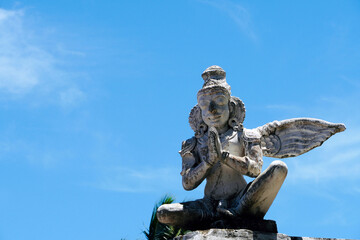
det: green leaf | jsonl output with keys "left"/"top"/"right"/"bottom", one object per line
{"left": 143, "top": 195, "right": 188, "bottom": 240}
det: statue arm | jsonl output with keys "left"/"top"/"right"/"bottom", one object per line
{"left": 221, "top": 130, "right": 263, "bottom": 178}
{"left": 179, "top": 137, "right": 212, "bottom": 191}
{"left": 180, "top": 154, "right": 212, "bottom": 191}
{"left": 222, "top": 141, "right": 263, "bottom": 177}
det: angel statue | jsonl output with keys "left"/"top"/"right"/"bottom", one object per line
{"left": 156, "top": 66, "right": 345, "bottom": 231}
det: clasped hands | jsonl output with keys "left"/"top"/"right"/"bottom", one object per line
{"left": 206, "top": 127, "right": 229, "bottom": 166}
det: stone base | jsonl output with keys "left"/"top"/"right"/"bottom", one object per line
{"left": 175, "top": 229, "right": 349, "bottom": 240}
{"left": 174, "top": 229, "right": 344, "bottom": 240}
{"left": 205, "top": 219, "right": 277, "bottom": 233}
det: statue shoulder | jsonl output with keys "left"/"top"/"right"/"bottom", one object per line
{"left": 242, "top": 128, "right": 261, "bottom": 144}
{"left": 179, "top": 137, "right": 197, "bottom": 158}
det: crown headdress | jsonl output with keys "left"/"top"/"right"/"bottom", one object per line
{"left": 197, "top": 65, "right": 231, "bottom": 98}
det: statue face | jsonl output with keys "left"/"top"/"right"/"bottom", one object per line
{"left": 197, "top": 90, "right": 230, "bottom": 130}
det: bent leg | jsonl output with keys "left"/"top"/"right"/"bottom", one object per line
{"left": 231, "top": 160, "right": 288, "bottom": 219}
{"left": 157, "top": 198, "right": 215, "bottom": 228}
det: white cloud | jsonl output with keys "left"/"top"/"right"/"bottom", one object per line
{"left": 199, "top": 0, "right": 257, "bottom": 41}
{"left": 0, "top": 8, "right": 85, "bottom": 105}
{"left": 0, "top": 8, "right": 49, "bottom": 93}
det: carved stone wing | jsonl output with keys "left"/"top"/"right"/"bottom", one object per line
{"left": 256, "top": 118, "right": 346, "bottom": 158}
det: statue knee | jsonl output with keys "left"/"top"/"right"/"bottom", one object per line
{"left": 156, "top": 203, "right": 183, "bottom": 224}
{"left": 157, "top": 204, "right": 171, "bottom": 224}
{"left": 269, "top": 160, "right": 288, "bottom": 177}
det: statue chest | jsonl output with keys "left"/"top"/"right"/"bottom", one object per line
{"left": 222, "top": 130, "right": 244, "bottom": 156}
{"left": 196, "top": 130, "right": 244, "bottom": 161}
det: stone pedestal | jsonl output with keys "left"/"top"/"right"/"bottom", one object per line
{"left": 203, "top": 219, "right": 278, "bottom": 233}
{"left": 175, "top": 229, "right": 349, "bottom": 240}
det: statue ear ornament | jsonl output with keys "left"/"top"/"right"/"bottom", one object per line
{"left": 189, "top": 105, "right": 207, "bottom": 138}
{"left": 197, "top": 123, "right": 208, "bottom": 138}
{"left": 228, "top": 96, "right": 246, "bottom": 131}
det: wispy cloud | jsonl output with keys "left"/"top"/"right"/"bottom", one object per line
{"left": 340, "top": 75, "right": 360, "bottom": 88}
{"left": 56, "top": 44, "right": 86, "bottom": 57}
{"left": 0, "top": 138, "right": 69, "bottom": 168}
{"left": 0, "top": 8, "right": 85, "bottom": 106}
{"left": 199, "top": 0, "right": 257, "bottom": 41}
{"left": 59, "top": 87, "right": 86, "bottom": 107}
{"left": 94, "top": 166, "right": 180, "bottom": 193}
{"left": 0, "top": 9, "right": 46, "bottom": 93}
{"left": 316, "top": 75, "right": 360, "bottom": 120}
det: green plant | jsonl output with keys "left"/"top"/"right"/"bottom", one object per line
{"left": 143, "top": 195, "right": 188, "bottom": 240}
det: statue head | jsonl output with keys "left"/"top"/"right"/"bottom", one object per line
{"left": 189, "top": 66, "right": 246, "bottom": 138}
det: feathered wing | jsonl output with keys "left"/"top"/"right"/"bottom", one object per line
{"left": 256, "top": 118, "right": 346, "bottom": 158}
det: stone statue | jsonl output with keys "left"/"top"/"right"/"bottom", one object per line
{"left": 157, "top": 66, "right": 345, "bottom": 230}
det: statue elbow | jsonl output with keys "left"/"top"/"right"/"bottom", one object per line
{"left": 252, "top": 167, "right": 262, "bottom": 177}
{"left": 246, "top": 160, "right": 262, "bottom": 177}
{"left": 184, "top": 186, "right": 195, "bottom": 191}
{"left": 182, "top": 180, "right": 196, "bottom": 191}
{"left": 182, "top": 177, "right": 198, "bottom": 190}
{"left": 247, "top": 168, "right": 261, "bottom": 178}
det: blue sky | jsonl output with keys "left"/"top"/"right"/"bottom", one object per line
{"left": 0, "top": 1, "right": 359, "bottom": 239}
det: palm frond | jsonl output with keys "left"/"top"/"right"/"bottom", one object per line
{"left": 143, "top": 195, "right": 187, "bottom": 240}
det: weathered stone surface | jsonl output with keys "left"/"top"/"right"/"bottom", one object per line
{"left": 206, "top": 219, "right": 277, "bottom": 233}
{"left": 157, "top": 66, "right": 346, "bottom": 229}
{"left": 175, "top": 229, "right": 349, "bottom": 240}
